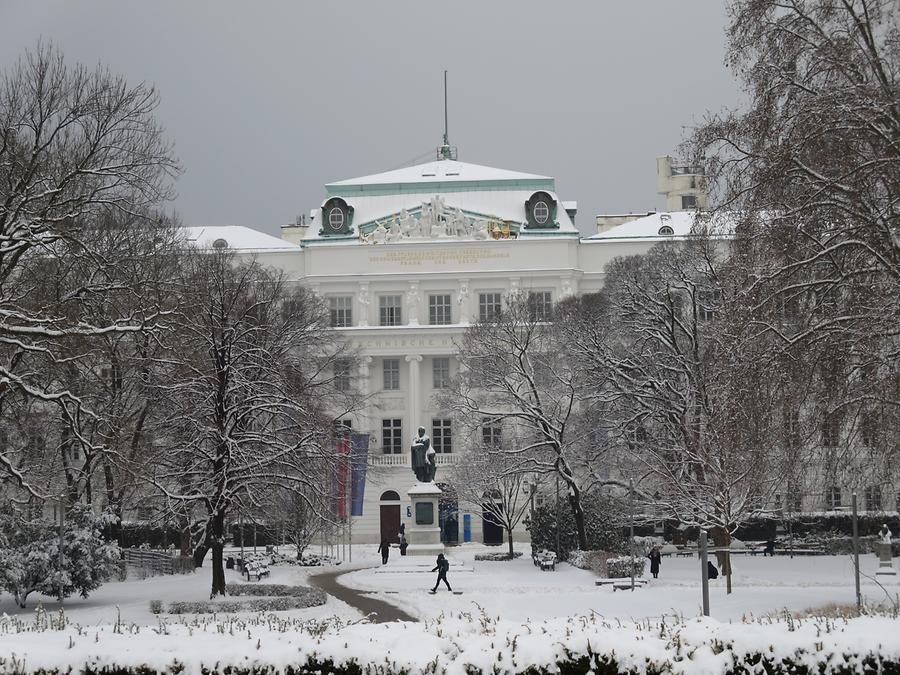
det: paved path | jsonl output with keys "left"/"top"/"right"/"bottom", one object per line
{"left": 309, "top": 566, "right": 416, "bottom": 623}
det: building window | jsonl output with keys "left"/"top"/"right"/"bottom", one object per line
{"left": 865, "top": 485, "right": 882, "bottom": 511}
{"left": 697, "top": 288, "right": 721, "bottom": 322}
{"left": 681, "top": 195, "right": 698, "bottom": 210}
{"left": 328, "top": 207, "right": 344, "bottom": 230}
{"left": 861, "top": 412, "right": 876, "bottom": 447}
{"left": 787, "top": 491, "right": 802, "bottom": 514}
{"left": 379, "top": 295, "right": 402, "bottom": 326}
{"left": 336, "top": 419, "right": 352, "bottom": 433}
{"left": 827, "top": 485, "right": 842, "bottom": 510}
{"left": 381, "top": 419, "right": 402, "bottom": 454}
{"left": 432, "top": 419, "right": 452, "bottom": 453}
{"left": 527, "top": 291, "right": 553, "bottom": 321}
{"left": 333, "top": 358, "right": 351, "bottom": 391}
{"left": 658, "top": 225, "right": 674, "bottom": 236}
{"left": 478, "top": 292, "right": 502, "bottom": 322}
{"left": 821, "top": 415, "right": 840, "bottom": 448}
{"left": 428, "top": 294, "right": 452, "bottom": 325}
{"left": 382, "top": 358, "right": 400, "bottom": 391}
{"left": 432, "top": 357, "right": 450, "bottom": 389}
{"left": 482, "top": 418, "right": 502, "bottom": 448}
{"left": 329, "top": 296, "right": 353, "bottom": 327}
{"left": 533, "top": 201, "right": 550, "bottom": 224}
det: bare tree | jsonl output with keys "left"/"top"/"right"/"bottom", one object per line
{"left": 451, "top": 440, "right": 538, "bottom": 558}
{"left": 0, "top": 43, "right": 178, "bottom": 498}
{"left": 569, "top": 237, "right": 793, "bottom": 592}
{"left": 439, "top": 292, "right": 619, "bottom": 551}
{"left": 689, "top": 0, "right": 900, "bottom": 413}
{"left": 150, "top": 249, "right": 351, "bottom": 597}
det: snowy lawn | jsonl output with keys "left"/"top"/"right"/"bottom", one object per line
{"left": 343, "top": 542, "right": 900, "bottom": 622}
{"left": 0, "top": 556, "right": 362, "bottom": 625}
{"left": 0, "top": 610, "right": 897, "bottom": 674}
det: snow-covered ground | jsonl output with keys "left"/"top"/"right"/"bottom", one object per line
{"left": 1, "top": 542, "right": 896, "bottom": 626}
{"left": 0, "top": 554, "right": 363, "bottom": 625}
{"left": 343, "top": 542, "right": 899, "bottom": 622}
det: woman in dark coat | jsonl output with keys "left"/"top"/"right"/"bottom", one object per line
{"left": 648, "top": 547, "right": 661, "bottom": 578}
{"left": 377, "top": 539, "right": 390, "bottom": 565}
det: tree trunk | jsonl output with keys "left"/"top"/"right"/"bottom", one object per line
{"left": 507, "top": 527, "right": 515, "bottom": 559}
{"left": 567, "top": 489, "right": 588, "bottom": 551}
{"left": 710, "top": 527, "right": 733, "bottom": 594}
{"left": 209, "top": 511, "right": 227, "bottom": 598}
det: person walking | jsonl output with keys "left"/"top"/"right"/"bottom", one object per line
{"left": 763, "top": 539, "right": 775, "bottom": 557}
{"left": 378, "top": 539, "right": 390, "bottom": 565}
{"left": 399, "top": 533, "right": 408, "bottom": 556}
{"left": 648, "top": 546, "right": 661, "bottom": 579}
{"left": 430, "top": 553, "right": 451, "bottom": 593}
{"left": 707, "top": 560, "right": 719, "bottom": 580}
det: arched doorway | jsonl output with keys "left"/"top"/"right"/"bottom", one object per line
{"left": 379, "top": 490, "right": 401, "bottom": 543}
{"left": 436, "top": 482, "right": 459, "bottom": 545}
{"left": 482, "top": 491, "right": 504, "bottom": 546}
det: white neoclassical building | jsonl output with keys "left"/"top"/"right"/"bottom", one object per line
{"left": 187, "top": 157, "right": 700, "bottom": 547}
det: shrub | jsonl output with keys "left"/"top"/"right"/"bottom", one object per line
{"left": 167, "top": 591, "right": 325, "bottom": 614}
{"left": 568, "top": 549, "right": 614, "bottom": 575}
{"left": 0, "top": 505, "right": 120, "bottom": 608}
{"left": 149, "top": 600, "right": 163, "bottom": 615}
{"left": 225, "top": 583, "right": 316, "bottom": 597}
{"left": 474, "top": 552, "right": 523, "bottom": 561}
{"left": 606, "top": 555, "right": 646, "bottom": 578}
{"left": 525, "top": 492, "right": 624, "bottom": 561}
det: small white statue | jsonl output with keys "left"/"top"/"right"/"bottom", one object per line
{"left": 880, "top": 523, "right": 893, "bottom": 545}
{"left": 372, "top": 222, "right": 388, "bottom": 244}
{"left": 386, "top": 219, "right": 403, "bottom": 242}
{"left": 472, "top": 219, "right": 489, "bottom": 240}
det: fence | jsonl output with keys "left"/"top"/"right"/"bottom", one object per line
{"left": 123, "top": 548, "right": 194, "bottom": 575}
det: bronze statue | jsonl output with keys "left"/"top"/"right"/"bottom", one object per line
{"left": 411, "top": 426, "right": 437, "bottom": 482}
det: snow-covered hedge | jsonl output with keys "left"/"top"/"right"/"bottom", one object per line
{"left": 0, "top": 611, "right": 898, "bottom": 674}
{"left": 225, "top": 583, "right": 322, "bottom": 597}
{"left": 167, "top": 595, "right": 325, "bottom": 614}
{"left": 567, "top": 549, "right": 613, "bottom": 574}
{"left": 473, "top": 552, "right": 522, "bottom": 561}
{"left": 606, "top": 555, "right": 646, "bottom": 578}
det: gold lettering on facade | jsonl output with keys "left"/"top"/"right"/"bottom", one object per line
{"left": 368, "top": 248, "right": 511, "bottom": 266}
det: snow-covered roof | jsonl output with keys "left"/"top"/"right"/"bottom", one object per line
{"left": 585, "top": 211, "right": 733, "bottom": 241}
{"left": 304, "top": 189, "right": 578, "bottom": 242}
{"left": 182, "top": 226, "right": 299, "bottom": 251}
{"left": 327, "top": 159, "right": 551, "bottom": 188}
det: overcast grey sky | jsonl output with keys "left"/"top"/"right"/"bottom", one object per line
{"left": 1, "top": 2, "right": 739, "bottom": 236}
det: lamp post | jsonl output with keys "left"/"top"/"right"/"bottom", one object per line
{"left": 58, "top": 492, "right": 65, "bottom": 607}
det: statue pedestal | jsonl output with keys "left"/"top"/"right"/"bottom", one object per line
{"left": 876, "top": 542, "right": 896, "bottom": 576}
{"left": 405, "top": 482, "right": 444, "bottom": 556}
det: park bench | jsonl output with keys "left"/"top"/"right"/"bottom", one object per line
{"left": 595, "top": 578, "right": 647, "bottom": 588}
{"left": 244, "top": 561, "right": 270, "bottom": 581}
{"left": 532, "top": 550, "right": 557, "bottom": 571}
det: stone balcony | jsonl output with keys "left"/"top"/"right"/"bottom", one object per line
{"left": 369, "top": 453, "right": 461, "bottom": 467}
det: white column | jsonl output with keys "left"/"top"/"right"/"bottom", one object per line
{"left": 407, "top": 281, "right": 420, "bottom": 326}
{"left": 358, "top": 355, "right": 372, "bottom": 432}
{"left": 405, "top": 354, "right": 423, "bottom": 435}
{"left": 457, "top": 278, "right": 471, "bottom": 325}
{"left": 358, "top": 282, "right": 370, "bottom": 327}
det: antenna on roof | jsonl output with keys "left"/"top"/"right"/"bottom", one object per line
{"left": 437, "top": 70, "right": 457, "bottom": 161}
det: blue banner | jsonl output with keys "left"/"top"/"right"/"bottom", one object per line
{"left": 350, "top": 432, "right": 369, "bottom": 517}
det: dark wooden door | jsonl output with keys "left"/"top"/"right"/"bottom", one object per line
{"left": 379, "top": 504, "right": 401, "bottom": 543}
{"left": 482, "top": 505, "right": 504, "bottom": 545}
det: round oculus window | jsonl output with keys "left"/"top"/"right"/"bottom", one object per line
{"left": 212, "top": 238, "right": 228, "bottom": 249}
{"left": 328, "top": 207, "right": 345, "bottom": 231}
{"left": 658, "top": 225, "right": 674, "bottom": 236}
{"left": 533, "top": 201, "right": 550, "bottom": 225}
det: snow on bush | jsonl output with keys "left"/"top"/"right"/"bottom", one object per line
{"left": 0, "top": 506, "right": 120, "bottom": 608}
{"left": 473, "top": 552, "right": 522, "bottom": 561}
{"left": 0, "top": 610, "right": 898, "bottom": 674}
{"left": 526, "top": 492, "right": 624, "bottom": 561}
{"left": 606, "top": 555, "right": 646, "bottom": 578}
{"left": 225, "top": 583, "right": 323, "bottom": 597}
{"left": 567, "top": 549, "right": 613, "bottom": 574}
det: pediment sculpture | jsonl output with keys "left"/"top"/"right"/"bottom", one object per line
{"left": 359, "top": 196, "right": 501, "bottom": 244}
